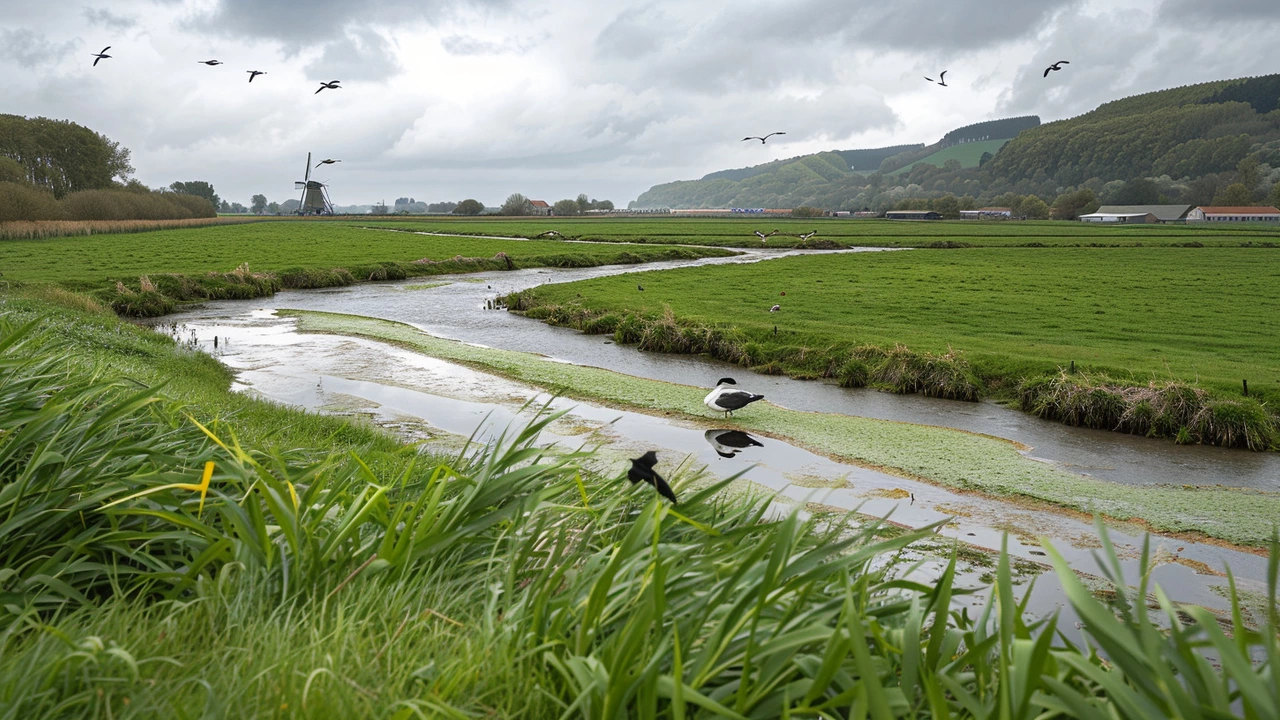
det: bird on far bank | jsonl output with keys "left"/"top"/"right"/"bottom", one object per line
{"left": 1044, "top": 60, "right": 1070, "bottom": 77}
{"left": 537, "top": 230, "right": 564, "bottom": 238}
{"left": 754, "top": 229, "right": 778, "bottom": 243}
{"left": 316, "top": 80, "right": 341, "bottom": 93}
{"left": 797, "top": 231, "right": 817, "bottom": 240}
{"left": 627, "top": 451, "right": 677, "bottom": 504}
{"left": 91, "top": 47, "right": 112, "bottom": 66}
{"left": 247, "top": 70, "right": 266, "bottom": 82}
{"left": 924, "top": 70, "right": 948, "bottom": 86}
{"left": 704, "top": 429, "right": 764, "bottom": 459}
{"left": 742, "top": 132, "right": 785, "bottom": 144}
{"left": 637, "top": 284, "right": 645, "bottom": 291}
{"left": 315, "top": 158, "right": 340, "bottom": 168}
{"left": 769, "top": 304, "right": 780, "bottom": 312}
{"left": 704, "top": 378, "right": 765, "bottom": 418}
{"left": 198, "top": 59, "right": 224, "bottom": 66}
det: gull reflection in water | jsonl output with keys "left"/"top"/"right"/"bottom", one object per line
{"left": 704, "top": 429, "right": 765, "bottom": 459}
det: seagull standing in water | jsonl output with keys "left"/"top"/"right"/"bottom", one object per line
{"left": 627, "top": 451, "right": 677, "bottom": 504}
{"left": 742, "top": 132, "right": 786, "bottom": 144}
{"left": 91, "top": 47, "right": 112, "bottom": 66}
{"left": 703, "top": 378, "right": 765, "bottom": 418}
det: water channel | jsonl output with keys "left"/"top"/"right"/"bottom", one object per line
{"left": 151, "top": 245, "right": 1280, "bottom": 622}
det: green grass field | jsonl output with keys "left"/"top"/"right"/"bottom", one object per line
{"left": 513, "top": 247, "right": 1280, "bottom": 408}
{"left": 890, "top": 139, "right": 1012, "bottom": 175}
{"left": 360, "top": 217, "right": 1280, "bottom": 248}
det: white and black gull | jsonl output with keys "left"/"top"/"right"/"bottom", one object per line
{"left": 703, "top": 378, "right": 765, "bottom": 418}
{"left": 703, "top": 429, "right": 764, "bottom": 458}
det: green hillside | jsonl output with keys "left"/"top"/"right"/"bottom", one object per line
{"left": 890, "top": 139, "right": 1011, "bottom": 175}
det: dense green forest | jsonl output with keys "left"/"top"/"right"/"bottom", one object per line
{"left": 631, "top": 74, "right": 1280, "bottom": 214}
{"left": 0, "top": 115, "right": 216, "bottom": 221}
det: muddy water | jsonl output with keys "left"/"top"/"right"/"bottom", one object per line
{"left": 174, "top": 247, "right": 1280, "bottom": 491}
{"left": 161, "top": 308, "right": 1272, "bottom": 622}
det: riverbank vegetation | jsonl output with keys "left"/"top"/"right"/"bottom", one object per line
{"left": 0, "top": 222, "right": 734, "bottom": 316}
{"left": 506, "top": 246, "right": 1280, "bottom": 449}
{"left": 3, "top": 297, "right": 1280, "bottom": 717}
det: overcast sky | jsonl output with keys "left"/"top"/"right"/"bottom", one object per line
{"left": 3, "top": 0, "right": 1279, "bottom": 208}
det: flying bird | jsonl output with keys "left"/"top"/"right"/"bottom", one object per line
{"left": 742, "top": 132, "right": 786, "bottom": 144}
{"left": 315, "top": 158, "right": 340, "bottom": 168}
{"left": 753, "top": 230, "right": 778, "bottom": 243}
{"left": 1043, "top": 61, "right": 1070, "bottom": 77}
{"left": 316, "top": 80, "right": 341, "bottom": 93}
{"left": 769, "top": 304, "right": 780, "bottom": 312}
{"left": 703, "top": 378, "right": 765, "bottom": 418}
{"left": 704, "top": 429, "right": 764, "bottom": 459}
{"left": 198, "top": 60, "right": 224, "bottom": 66}
{"left": 924, "top": 70, "right": 948, "bottom": 86}
{"left": 247, "top": 70, "right": 266, "bottom": 82}
{"left": 91, "top": 47, "right": 112, "bottom": 66}
{"left": 797, "top": 231, "right": 818, "bottom": 240}
{"left": 537, "top": 230, "right": 564, "bottom": 238}
{"left": 627, "top": 451, "right": 677, "bottom": 504}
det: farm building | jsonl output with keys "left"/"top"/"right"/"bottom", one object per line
{"left": 1186, "top": 206, "right": 1280, "bottom": 223}
{"left": 1078, "top": 205, "right": 1191, "bottom": 224}
{"left": 959, "top": 207, "right": 1012, "bottom": 219}
{"left": 530, "top": 200, "right": 552, "bottom": 216}
{"left": 885, "top": 210, "right": 943, "bottom": 220}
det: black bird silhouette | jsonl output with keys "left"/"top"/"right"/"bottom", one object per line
{"left": 198, "top": 59, "right": 224, "bottom": 66}
{"left": 1043, "top": 61, "right": 1069, "bottom": 77}
{"left": 742, "top": 132, "right": 785, "bottom": 144}
{"left": 628, "top": 451, "right": 677, "bottom": 504}
{"left": 247, "top": 70, "right": 266, "bottom": 82}
{"left": 797, "top": 231, "right": 817, "bottom": 240}
{"left": 923, "top": 70, "right": 948, "bottom": 86}
{"left": 316, "top": 80, "right": 341, "bottom": 93}
{"left": 315, "top": 158, "right": 340, "bottom": 168}
{"left": 637, "top": 284, "right": 645, "bottom": 291}
{"left": 91, "top": 46, "right": 112, "bottom": 66}
{"left": 753, "top": 229, "right": 778, "bottom": 243}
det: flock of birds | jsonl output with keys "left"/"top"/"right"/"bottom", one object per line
{"left": 90, "top": 46, "right": 343, "bottom": 93}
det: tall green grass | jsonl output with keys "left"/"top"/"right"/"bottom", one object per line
{"left": 4, "top": 307, "right": 1280, "bottom": 716}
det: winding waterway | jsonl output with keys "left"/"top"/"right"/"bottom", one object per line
{"left": 146, "top": 245, "right": 1280, "bottom": 623}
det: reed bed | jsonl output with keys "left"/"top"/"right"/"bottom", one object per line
{"left": 0, "top": 216, "right": 266, "bottom": 240}
{"left": 2, "top": 310, "right": 1280, "bottom": 716}
{"left": 1020, "top": 371, "right": 1279, "bottom": 450}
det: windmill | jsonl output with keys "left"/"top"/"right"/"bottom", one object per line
{"left": 294, "top": 152, "right": 334, "bottom": 215}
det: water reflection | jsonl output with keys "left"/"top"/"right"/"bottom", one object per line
{"left": 704, "top": 428, "right": 766, "bottom": 459}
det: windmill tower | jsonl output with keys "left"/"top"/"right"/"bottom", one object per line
{"left": 294, "top": 152, "right": 334, "bottom": 215}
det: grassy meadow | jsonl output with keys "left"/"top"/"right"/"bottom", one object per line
{"left": 0, "top": 221, "right": 733, "bottom": 315}
{"left": 4, "top": 294, "right": 1280, "bottom": 717}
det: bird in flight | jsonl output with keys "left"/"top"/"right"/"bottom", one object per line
{"left": 1043, "top": 61, "right": 1070, "bottom": 77}
{"left": 536, "top": 230, "right": 564, "bottom": 238}
{"left": 91, "top": 47, "right": 112, "bottom": 66}
{"left": 316, "top": 80, "right": 341, "bottom": 94}
{"left": 924, "top": 70, "right": 948, "bottom": 86}
{"left": 797, "top": 231, "right": 818, "bottom": 240}
{"left": 742, "top": 132, "right": 785, "bottom": 144}
{"left": 198, "top": 60, "right": 224, "bottom": 66}
{"left": 753, "top": 229, "right": 778, "bottom": 243}
{"left": 314, "top": 158, "right": 340, "bottom": 168}
{"left": 627, "top": 451, "right": 677, "bottom": 504}
{"left": 703, "top": 378, "right": 765, "bottom": 418}
{"left": 247, "top": 70, "right": 266, "bottom": 82}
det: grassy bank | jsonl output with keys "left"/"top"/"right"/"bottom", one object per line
{"left": 361, "top": 216, "right": 1280, "bottom": 248}
{"left": 507, "top": 246, "right": 1280, "bottom": 449}
{"left": 3, "top": 296, "right": 1279, "bottom": 717}
{"left": 285, "top": 310, "right": 1280, "bottom": 546}
{"left": 0, "top": 221, "right": 733, "bottom": 316}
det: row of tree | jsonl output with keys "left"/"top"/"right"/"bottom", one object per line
{"left": 0, "top": 115, "right": 134, "bottom": 198}
{"left": 500, "top": 193, "right": 615, "bottom": 216}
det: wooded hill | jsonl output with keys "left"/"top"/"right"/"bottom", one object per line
{"left": 632, "top": 74, "right": 1280, "bottom": 210}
